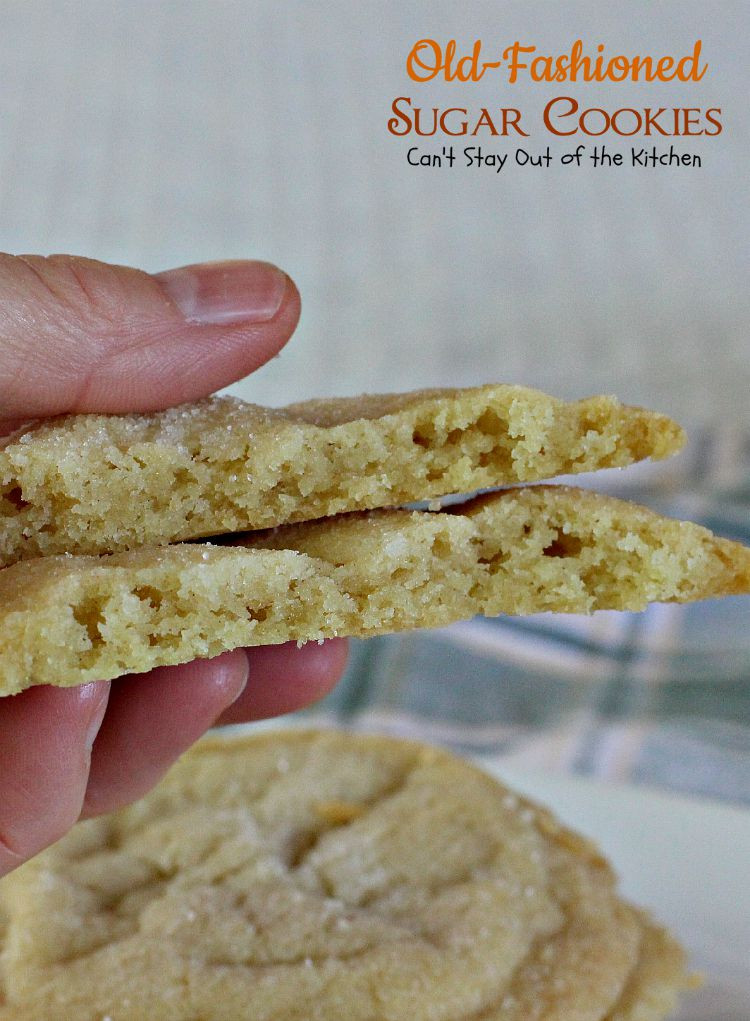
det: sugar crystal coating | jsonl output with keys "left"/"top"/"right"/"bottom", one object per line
{"left": 0, "top": 384, "right": 685, "bottom": 566}
{"left": 0, "top": 730, "right": 690, "bottom": 1020}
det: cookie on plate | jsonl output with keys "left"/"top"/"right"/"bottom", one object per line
{"left": 1, "top": 486, "right": 748, "bottom": 695}
{"left": 0, "top": 729, "right": 689, "bottom": 1021}
{"left": 0, "top": 384, "right": 684, "bottom": 565}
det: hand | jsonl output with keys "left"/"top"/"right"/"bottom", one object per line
{"left": 0, "top": 255, "right": 348, "bottom": 877}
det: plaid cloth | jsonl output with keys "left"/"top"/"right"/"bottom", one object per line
{"left": 288, "top": 427, "right": 750, "bottom": 807}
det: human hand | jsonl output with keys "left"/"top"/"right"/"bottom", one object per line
{"left": 0, "top": 255, "right": 348, "bottom": 877}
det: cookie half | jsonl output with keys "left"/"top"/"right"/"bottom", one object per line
{"left": 0, "top": 729, "right": 690, "bottom": 1020}
{"left": 0, "top": 384, "right": 684, "bottom": 565}
{"left": 1, "top": 486, "right": 747, "bottom": 694}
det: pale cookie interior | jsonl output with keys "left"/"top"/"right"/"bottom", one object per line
{"left": 0, "top": 486, "right": 748, "bottom": 694}
{"left": 0, "top": 730, "right": 690, "bottom": 1021}
{"left": 0, "top": 384, "right": 684, "bottom": 565}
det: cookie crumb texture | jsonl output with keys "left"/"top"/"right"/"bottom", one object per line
{"left": 0, "top": 730, "right": 689, "bottom": 1020}
{"left": 1, "top": 486, "right": 749, "bottom": 695}
{"left": 0, "top": 384, "right": 684, "bottom": 565}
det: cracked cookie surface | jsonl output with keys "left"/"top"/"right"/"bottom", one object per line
{"left": 0, "top": 730, "right": 689, "bottom": 1020}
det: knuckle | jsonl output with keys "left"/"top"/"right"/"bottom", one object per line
{"left": 16, "top": 254, "right": 127, "bottom": 334}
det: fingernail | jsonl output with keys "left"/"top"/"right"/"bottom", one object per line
{"left": 233, "top": 652, "right": 250, "bottom": 701}
{"left": 155, "top": 260, "right": 287, "bottom": 326}
{"left": 80, "top": 682, "right": 109, "bottom": 752}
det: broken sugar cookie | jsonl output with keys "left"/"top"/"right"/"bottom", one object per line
{"left": 0, "top": 383, "right": 684, "bottom": 565}
{"left": 1, "top": 486, "right": 747, "bottom": 695}
{"left": 0, "top": 729, "right": 691, "bottom": 1021}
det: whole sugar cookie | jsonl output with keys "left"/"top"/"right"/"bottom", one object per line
{"left": 1, "top": 486, "right": 748, "bottom": 695}
{"left": 0, "top": 730, "right": 690, "bottom": 1020}
{"left": 0, "top": 384, "right": 684, "bottom": 565}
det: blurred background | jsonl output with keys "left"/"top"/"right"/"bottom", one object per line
{"left": 0, "top": 1, "right": 748, "bottom": 803}
{"left": 0, "top": 0, "right": 746, "bottom": 419}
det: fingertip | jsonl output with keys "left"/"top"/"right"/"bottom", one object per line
{"left": 216, "top": 638, "right": 349, "bottom": 725}
{"left": 0, "top": 681, "right": 110, "bottom": 872}
{"left": 291, "top": 637, "right": 349, "bottom": 693}
{"left": 201, "top": 648, "right": 250, "bottom": 707}
{"left": 79, "top": 681, "right": 112, "bottom": 751}
{"left": 81, "top": 651, "right": 249, "bottom": 819}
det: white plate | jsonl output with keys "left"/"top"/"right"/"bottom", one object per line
{"left": 481, "top": 763, "right": 750, "bottom": 1020}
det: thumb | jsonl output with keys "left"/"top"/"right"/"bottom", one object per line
{"left": 0, "top": 255, "right": 299, "bottom": 420}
